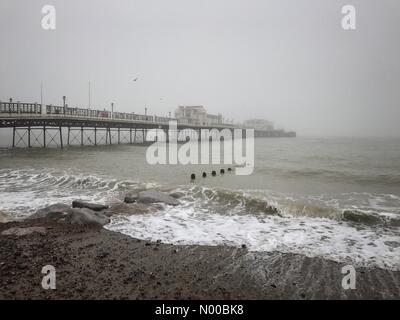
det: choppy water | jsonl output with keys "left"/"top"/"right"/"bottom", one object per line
{"left": 0, "top": 135, "right": 399, "bottom": 270}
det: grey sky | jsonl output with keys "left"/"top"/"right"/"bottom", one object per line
{"left": 1, "top": 0, "right": 399, "bottom": 136}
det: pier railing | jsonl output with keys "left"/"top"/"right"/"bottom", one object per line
{"left": 0, "top": 102, "right": 42, "bottom": 114}
{"left": 0, "top": 101, "right": 234, "bottom": 127}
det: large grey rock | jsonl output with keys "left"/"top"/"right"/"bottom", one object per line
{"left": 30, "top": 204, "right": 109, "bottom": 227}
{"left": 72, "top": 200, "right": 108, "bottom": 212}
{"left": 1, "top": 227, "right": 46, "bottom": 236}
{"left": 105, "top": 202, "right": 163, "bottom": 216}
{"left": 61, "top": 208, "right": 110, "bottom": 226}
{"left": 137, "top": 190, "right": 180, "bottom": 206}
{"left": 169, "top": 192, "right": 185, "bottom": 199}
{"left": 29, "top": 203, "right": 71, "bottom": 219}
{"left": 342, "top": 209, "right": 382, "bottom": 226}
{"left": 124, "top": 193, "right": 138, "bottom": 204}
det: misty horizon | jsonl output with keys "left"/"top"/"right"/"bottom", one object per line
{"left": 1, "top": 0, "right": 399, "bottom": 137}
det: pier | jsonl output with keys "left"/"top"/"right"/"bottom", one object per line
{"left": 0, "top": 99, "right": 295, "bottom": 148}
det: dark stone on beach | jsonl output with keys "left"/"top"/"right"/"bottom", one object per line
{"left": 72, "top": 200, "right": 108, "bottom": 212}
{"left": 241, "top": 244, "right": 247, "bottom": 249}
{"left": 220, "top": 169, "right": 225, "bottom": 174}
{"left": 190, "top": 173, "right": 196, "bottom": 180}
{"left": 137, "top": 190, "right": 180, "bottom": 206}
{"left": 211, "top": 171, "right": 217, "bottom": 176}
{"left": 105, "top": 202, "right": 156, "bottom": 216}
{"left": 29, "top": 203, "right": 71, "bottom": 219}
{"left": 227, "top": 168, "right": 232, "bottom": 172}
{"left": 169, "top": 192, "right": 184, "bottom": 199}
{"left": 265, "top": 205, "right": 279, "bottom": 215}
{"left": 202, "top": 172, "right": 207, "bottom": 178}
{"left": 342, "top": 209, "right": 382, "bottom": 226}
{"left": 30, "top": 204, "right": 109, "bottom": 227}
{"left": 124, "top": 194, "right": 139, "bottom": 204}
{"left": 61, "top": 208, "right": 110, "bottom": 227}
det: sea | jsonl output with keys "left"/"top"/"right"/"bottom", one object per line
{"left": 0, "top": 132, "right": 399, "bottom": 270}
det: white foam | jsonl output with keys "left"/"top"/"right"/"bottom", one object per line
{"left": 106, "top": 203, "right": 400, "bottom": 271}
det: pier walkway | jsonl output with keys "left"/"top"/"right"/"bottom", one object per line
{"left": 0, "top": 100, "right": 295, "bottom": 148}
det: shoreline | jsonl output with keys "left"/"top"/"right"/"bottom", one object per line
{"left": 1, "top": 217, "right": 399, "bottom": 299}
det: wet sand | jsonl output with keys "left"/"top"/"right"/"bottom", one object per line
{"left": 0, "top": 218, "right": 399, "bottom": 300}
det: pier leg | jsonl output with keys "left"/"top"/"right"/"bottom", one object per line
{"left": 59, "top": 126, "right": 63, "bottom": 149}
{"left": 94, "top": 127, "right": 97, "bottom": 146}
{"left": 43, "top": 126, "right": 46, "bottom": 148}
{"left": 28, "top": 127, "right": 31, "bottom": 148}
{"left": 134, "top": 128, "right": 137, "bottom": 143}
{"left": 12, "top": 127, "right": 15, "bottom": 148}
{"left": 118, "top": 128, "right": 120, "bottom": 144}
{"left": 67, "top": 127, "right": 70, "bottom": 146}
{"left": 130, "top": 128, "right": 132, "bottom": 144}
{"left": 108, "top": 128, "right": 112, "bottom": 145}
{"left": 81, "top": 127, "right": 84, "bottom": 146}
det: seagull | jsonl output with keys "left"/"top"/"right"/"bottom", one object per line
{"left": 132, "top": 77, "right": 139, "bottom": 82}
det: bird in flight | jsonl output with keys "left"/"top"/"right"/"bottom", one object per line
{"left": 132, "top": 77, "right": 139, "bottom": 82}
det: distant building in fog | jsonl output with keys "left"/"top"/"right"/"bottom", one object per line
{"left": 175, "top": 106, "right": 223, "bottom": 126}
{"left": 243, "top": 119, "right": 274, "bottom": 131}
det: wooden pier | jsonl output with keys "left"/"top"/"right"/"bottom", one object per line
{"left": 0, "top": 99, "right": 295, "bottom": 148}
{"left": 0, "top": 99, "right": 238, "bottom": 148}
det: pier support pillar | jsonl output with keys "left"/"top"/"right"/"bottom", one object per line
{"left": 12, "top": 127, "right": 15, "bottom": 148}
{"left": 43, "top": 126, "right": 46, "bottom": 148}
{"left": 81, "top": 127, "right": 84, "bottom": 146}
{"left": 28, "top": 127, "right": 31, "bottom": 148}
{"left": 94, "top": 127, "right": 97, "bottom": 146}
{"left": 59, "top": 126, "right": 63, "bottom": 149}
{"left": 67, "top": 127, "right": 70, "bottom": 146}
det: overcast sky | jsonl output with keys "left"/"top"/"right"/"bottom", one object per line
{"left": 0, "top": 0, "right": 399, "bottom": 136}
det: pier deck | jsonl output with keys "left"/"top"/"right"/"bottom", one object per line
{"left": 0, "top": 100, "right": 295, "bottom": 148}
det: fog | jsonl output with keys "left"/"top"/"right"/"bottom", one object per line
{"left": 1, "top": 0, "right": 399, "bottom": 136}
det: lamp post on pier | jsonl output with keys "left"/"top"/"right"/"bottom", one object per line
{"left": 63, "top": 96, "right": 66, "bottom": 115}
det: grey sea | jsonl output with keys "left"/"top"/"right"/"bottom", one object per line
{"left": 0, "top": 135, "right": 399, "bottom": 270}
